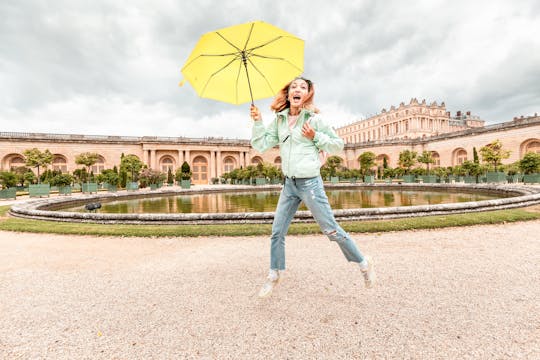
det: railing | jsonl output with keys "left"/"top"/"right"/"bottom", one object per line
{"left": 0, "top": 131, "right": 250, "bottom": 145}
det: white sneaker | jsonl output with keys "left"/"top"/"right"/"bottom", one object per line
{"left": 258, "top": 273, "right": 280, "bottom": 298}
{"left": 360, "top": 256, "right": 376, "bottom": 288}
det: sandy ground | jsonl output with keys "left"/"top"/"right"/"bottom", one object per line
{"left": 1, "top": 220, "right": 539, "bottom": 359}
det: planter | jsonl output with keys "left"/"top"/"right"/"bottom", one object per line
{"left": 149, "top": 184, "right": 158, "bottom": 190}
{"left": 82, "top": 182, "right": 98, "bottom": 194}
{"left": 421, "top": 175, "right": 437, "bottom": 184}
{"left": 180, "top": 179, "right": 191, "bottom": 189}
{"left": 486, "top": 172, "right": 507, "bottom": 183}
{"left": 363, "top": 175, "right": 374, "bottom": 184}
{"left": 58, "top": 185, "right": 72, "bottom": 195}
{"left": 330, "top": 176, "right": 339, "bottom": 184}
{"left": 523, "top": 173, "right": 540, "bottom": 184}
{"left": 255, "top": 177, "right": 266, "bottom": 186}
{"left": 402, "top": 175, "right": 415, "bottom": 183}
{"left": 463, "top": 176, "right": 477, "bottom": 184}
{"left": 107, "top": 184, "right": 118, "bottom": 192}
{"left": 29, "top": 184, "right": 50, "bottom": 198}
{"left": 0, "top": 188, "right": 16, "bottom": 199}
{"left": 126, "top": 182, "right": 139, "bottom": 191}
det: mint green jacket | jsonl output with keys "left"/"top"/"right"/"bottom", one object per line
{"left": 251, "top": 108, "right": 344, "bottom": 178}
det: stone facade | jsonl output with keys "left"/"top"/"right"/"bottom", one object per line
{"left": 336, "top": 99, "right": 485, "bottom": 143}
{"left": 1, "top": 112, "right": 538, "bottom": 184}
{"left": 0, "top": 133, "right": 281, "bottom": 185}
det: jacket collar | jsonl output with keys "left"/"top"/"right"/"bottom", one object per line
{"left": 277, "top": 108, "right": 315, "bottom": 121}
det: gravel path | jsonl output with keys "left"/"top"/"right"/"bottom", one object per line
{"left": 1, "top": 221, "right": 539, "bottom": 359}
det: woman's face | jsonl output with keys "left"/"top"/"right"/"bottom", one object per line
{"left": 288, "top": 79, "right": 309, "bottom": 108}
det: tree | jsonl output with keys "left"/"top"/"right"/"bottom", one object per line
{"left": 120, "top": 154, "right": 143, "bottom": 181}
{"left": 473, "top": 147, "right": 479, "bottom": 164}
{"left": 167, "top": 168, "right": 174, "bottom": 184}
{"left": 398, "top": 150, "right": 417, "bottom": 174}
{"left": 23, "top": 148, "right": 53, "bottom": 183}
{"left": 417, "top": 151, "right": 435, "bottom": 175}
{"left": 75, "top": 152, "right": 100, "bottom": 177}
{"left": 323, "top": 155, "right": 343, "bottom": 177}
{"left": 519, "top": 152, "right": 540, "bottom": 174}
{"left": 176, "top": 161, "right": 192, "bottom": 180}
{"left": 0, "top": 171, "right": 18, "bottom": 188}
{"left": 358, "top": 151, "right": 376, "bottom": 176}
{"left": 479, "top": 140, "right": 511, "bottom": 171}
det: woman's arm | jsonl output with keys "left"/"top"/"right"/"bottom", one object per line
{"left": 250, "top": 106, "right": 279, "bottom": 153}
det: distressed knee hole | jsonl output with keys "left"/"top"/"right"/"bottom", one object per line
{"left": 325, "top": 229, "right": 342, "bottom": 242}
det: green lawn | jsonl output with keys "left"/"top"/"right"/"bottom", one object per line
{"left": 1, "top": 205, "right": 539, "bottom": 237}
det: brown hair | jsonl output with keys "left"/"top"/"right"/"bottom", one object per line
{"left": 270, "top": 77, "right": 319, "bottom": 113}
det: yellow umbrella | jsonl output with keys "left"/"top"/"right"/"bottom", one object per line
{"left": 181, "top": 21, "right": 304, "bottom": 105}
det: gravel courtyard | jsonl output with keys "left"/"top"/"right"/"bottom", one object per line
{"left": 1, "top": 220, "right": 539, "bottom": 359}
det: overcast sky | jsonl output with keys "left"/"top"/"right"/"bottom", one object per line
{"left": 1, "top": 0, "right": 539, "bottom": 140}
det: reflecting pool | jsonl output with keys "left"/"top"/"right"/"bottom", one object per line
{"left": 58, "top": 188, "right": 503, "bottom": 214}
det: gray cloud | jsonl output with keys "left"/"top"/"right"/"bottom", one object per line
{"left": 0, "top": 0, "right": 538, "bottom": 138}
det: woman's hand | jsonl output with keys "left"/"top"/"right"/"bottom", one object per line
{"left": 302, "top": 121, "right": 315, "bottom": 140}
{"left": 250, "top": 105, "right": 261, "bottom": 121}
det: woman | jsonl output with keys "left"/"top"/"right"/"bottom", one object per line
{"left": 250, "top": 77, "right": 376, "bottom": 298}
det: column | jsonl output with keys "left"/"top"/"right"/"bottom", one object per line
{"left": 142, "top": 149, "right": 149, "bottom": 167}
{"left": 217, "top": 150, "right": 222, "bottom": 177}
{"left": 210, "top": 150, "right": 216, "bottom": 179}
{"left": 178, "top": 149, "right": 183, "bottom": 167}
{"left": 150, "top": 149, "right": 156, "bottom": 170}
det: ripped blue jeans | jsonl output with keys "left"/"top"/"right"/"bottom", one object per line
{"left": 270, "top": 175, "right": 365, "bottom": 270}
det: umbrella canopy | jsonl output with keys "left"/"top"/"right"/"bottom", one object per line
{"left": 181, "top": 21, "right": 304, "bottom": 105}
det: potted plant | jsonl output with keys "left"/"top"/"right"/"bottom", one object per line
{"left": 50, "top": 173, "right": 74, "bottom": 195}
{"left": 520, "top": 152, "right": 540, "bottom": 184}
{"left": 176, "top": 161, "right": 192, "bottom": 189}
{"left": 0, "top": 171, "right": 18, "bottom": 199}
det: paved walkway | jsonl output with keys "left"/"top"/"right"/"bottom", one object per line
{"left": 1, "top": 219, "right": 539, "bottom": 359}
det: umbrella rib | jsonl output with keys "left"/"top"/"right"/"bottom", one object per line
{"left": 250, "top": 54, "right": 304, "bottom": 72}
{"left": 182, "top": 53, "right": 240, "bottom": 71}
{"left": 245, "top": 57, "right": 278, "bottom": 95}
{"left": 246, "top": 35, "right": 298, "bottom": 52}
{"left": 242, "top": 23, "right": 255, "bottom": 51}
{"left": 199, "top": 57, "right": 240, "bottom": 96}
{"left": 216, "top": 32, "right": 242, "bottom": 52}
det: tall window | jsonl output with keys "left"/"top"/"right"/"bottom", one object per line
{"left": 456, "top": 149, "right": 467, "bottom": 165}
{"left": 90, "top": 156, "right": 105, "bottom": 174}
{"left": 431, "top": 152, "right": 440, "bottom": 166}
{"left": 223, "top": 157, "right": 235, "bottom": 172}
{"left": 52, "top": 156, "right": 67, "bottom": 172}
{"left": 161, "top": 157, "right": 174, "bottom": 173}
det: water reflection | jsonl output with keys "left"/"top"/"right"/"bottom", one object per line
{"left": 59, "top": 189, "right": 502, "bottom": 214}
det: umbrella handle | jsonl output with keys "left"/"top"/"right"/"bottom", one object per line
{"left": 242, "top": 53, "right": 254, "bottom": 106}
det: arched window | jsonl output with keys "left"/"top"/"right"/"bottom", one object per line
{"left": 251, "top": 156, "right": 263, "bottom": 165}
{"left": 223, "top": 157, "right": 235, "bottom": 173}
{"left": 431, "top": 151, "right": 440, "bottom": 166}
{"left": 52, "top": 155, "right": 67, "bottom": 172}
{"left": 160, "top": 157, "right": 174, "bottom": 173}
{"left": 274, "top": 156, "right": 281, "bottom": 169}
{"left": 525, "top": 140, "right": 540, "bottom": 154}
{"left": 90, "top": 156, "right": 105, "bottom": 175}
{"left": 455, "top": 149, "right": 467, "bottom": 165}
{"left": 9, "top": 155, "right": 25, "bottom": 170}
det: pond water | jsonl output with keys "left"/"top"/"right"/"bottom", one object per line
{"left": 59, "top": 188, "right": 503, "bottom": 214}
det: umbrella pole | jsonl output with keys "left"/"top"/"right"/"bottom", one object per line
{"left": 242, "top": 53, "right": 254, "bottom": 105}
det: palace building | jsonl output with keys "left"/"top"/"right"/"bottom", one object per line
{"left": 336, "top": 98, "right": 485, "bottom": 143}
{"left": 0, "top": 100, "right": 538, "bottom": 184}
